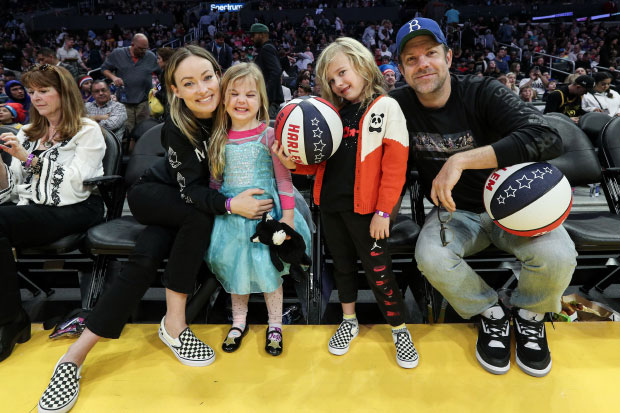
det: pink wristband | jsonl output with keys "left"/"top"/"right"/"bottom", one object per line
{"left": 375, "top": 210, "right": 390, "bottom": 218}
{"left": 25, "top": 153, "right": 35, "bottom": 168}
{"left": 225, "top": 198, "right": 232, "bottom": 214}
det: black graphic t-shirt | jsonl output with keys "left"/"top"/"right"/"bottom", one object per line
{"left": 320, "top": 100, "right": 365, "bottom": 212}
{"left": 144, "top": 115, "right": 227, "bottom": 215}
{"left": 391, "top": 75, "right": 562, "bottom": 213}
{"left": 543, "top": 85, "right": 584, "bottom": 117}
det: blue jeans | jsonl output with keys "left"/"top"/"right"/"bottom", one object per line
{"left": 415, "top": 208, "right": 577, "bottom": 319}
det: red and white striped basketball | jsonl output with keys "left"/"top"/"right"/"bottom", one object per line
{"left": 483, "top": 162, "right": 573, "bottom": 237}
{"left": 274, "top": 96, "right": 343, "bottom": 165}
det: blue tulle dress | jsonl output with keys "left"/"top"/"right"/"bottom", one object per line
{"left": 205, "top": 127, "right": 312, "bottom": 295}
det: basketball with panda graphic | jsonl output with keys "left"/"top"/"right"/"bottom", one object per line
{"left": 274, "top": 96, "right": 343, "bottom": 165}
{"left": 483, "top": 162, "right": 572, "bottom": 237}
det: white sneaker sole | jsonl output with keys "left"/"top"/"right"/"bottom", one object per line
{"left": 476, "top": 348, "right": 510, "bottom": 375}
{"left": 516, "top": 354, "right": 552, "bottom": 377}
{"left": 39, "top": 389, "right": 78, "bottom": 413}
{"left": 158, "top": 328, "right": 215, "bottom": 367}
{"left": 328, "top": 329, "right": 358, "bottom": 356}
{"left": 397, "top": 355, "right": 419, "bottom": 369}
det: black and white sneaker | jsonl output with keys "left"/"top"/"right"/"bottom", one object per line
{"left": 158, "top": 317, "right": 215, "bottom": 367}
{"left": 38, "top": 358, "right": 82, "bottom": 413}
{"left": 476, "top": 304, "right": 511, "bottom": 375}
{"left": 392, "top": 328, "right": 419, "bottom": 369}
{"left": 513, "top": 309, "right": 552, "bottom": 377}
{"left": 328, "top": 319, "right": 359, "bottom": 356}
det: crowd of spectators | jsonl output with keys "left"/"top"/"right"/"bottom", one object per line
{"left": 1, "top": 1, "right": 619, "bottom": 141}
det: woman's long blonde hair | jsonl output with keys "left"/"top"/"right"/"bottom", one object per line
{"left": 165, "top": 45, "right": 222, "bottom": 147}
{"left": 208, "top": 63, "right": 269, "bottom": 180}
{"left": 21, "top": 64, "right": 85, "bottom": 142}
{"left": 315, "top": 37, "right": 385, "bottom": 109}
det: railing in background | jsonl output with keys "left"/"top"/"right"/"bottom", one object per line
{"left": 531, "top": 52, "right": 575, "bottom": 80}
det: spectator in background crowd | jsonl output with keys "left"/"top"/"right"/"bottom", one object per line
{"left": 102, "top": 33, "right": 160, "bottom": 135}
{"left": 445, "top": 4, "right": 460, "bottom": 26}
{"left": 0, "top": 79, "right": 8, "bottom": 104}
{"left": 509, "top": 62, "right": 523, "bottom": 80}
{"left": 519, "top": 67, "right": 548, "bottom": 97}
{"left": 207, "top": 32, "right": 233, "bottom": 71}
{"left": 86, "top": 79, "right": 128, "bottom": 141}
{"left": 250, "top": 23, "right": 284, "bottom": 118}
{"left": 519, "top": 84, "right": 536, "bottom": 102}
{"left": 78, "top": 76, "right": 95, "bottom": 103}
{"left": 544, "top": 75, "right": 594, "bottom": 122}
{"left": 0, "top": 102, "right": 26, "bottom": 129}
{"left": 36, "top": 47, "right": 81, "bottom": 81}
{"left": 494, "top": 47, "right": 509, "bottom": 73}
{"left": 296, "top": 83, "right": 312, "bottom": 97}
{"left": 56, "top": 36, "right": 89, "bottom": 74}
{"left": 565, "top": 67, "right": 587, "bottom": 85}
{"left": 0, "top": 39, "right": 21, "bottom": 70}
{"left": 4, "top": 80, "right": 30, "bottom": 123}
{"left": 582, "top": 72, "right": 620, "bottom": 116}
{"left": 153, "top": 47, "right": 175, "bottom": 119}
{"left": 506, "top": 72, "right": 519, "bottom": 93}
{"left": 483, "top": 60, "right": 501, "bottom": 78}
{"left": 380, "top": 64, "right": 397, "bottom": 92}
{"left": 542, "top": 79, "right": 557, "bottom": 102}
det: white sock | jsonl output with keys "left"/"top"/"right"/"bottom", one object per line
{"left": 481, "top": 304, "right": 505, "bottom": 320}
{"left": 518, "top": 308, "right": 545, "bottom": 322}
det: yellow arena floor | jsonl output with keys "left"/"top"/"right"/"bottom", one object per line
{"left": 3, "top": 323, "right": 620, "bottom": 412}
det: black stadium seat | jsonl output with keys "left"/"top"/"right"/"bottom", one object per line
{"left": 84, "top": 123, "right": 164, "bottom": 308}
{"left": 578, "top": 112, "right": 613, "bottom": 147}
{"left": 579, "top": 116, "right": 620, "bottom": 292}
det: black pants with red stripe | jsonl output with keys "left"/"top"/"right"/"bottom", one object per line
{"left": 321, "top": 209, "right": 407, "bottom": 326}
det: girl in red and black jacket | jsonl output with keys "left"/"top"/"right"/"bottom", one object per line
{"left": 274, "top": 37, "right": 418, "bottom": 369}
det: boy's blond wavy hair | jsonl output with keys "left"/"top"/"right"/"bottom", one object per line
{"left": 315, "top": 37, "right": 385, "bottom": 109}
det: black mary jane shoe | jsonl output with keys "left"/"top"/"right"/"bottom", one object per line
{"left": 222, "top": 325, "right": 249, "bottom": 353}
{"left": 265, "top": 327, "right": 283, "bottom": 357}
{"left": 0, "top": 309, "right": 31, "bottom": 363}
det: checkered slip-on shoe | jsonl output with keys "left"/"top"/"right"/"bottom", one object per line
{"left": 392, "top": 328, "right": 419, "bottom": 369}
{"left": 158, "top": 317, "right": 215, "bottom": 367}
{"left": 38, "top": 358, "right": 82, "bottom": 413}
{"left": 328, "top": 319, "right": 359, "bottom": 356}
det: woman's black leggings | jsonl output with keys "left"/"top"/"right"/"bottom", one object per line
{"left": 86, "top": 180, "right": 215, "bottom": 339}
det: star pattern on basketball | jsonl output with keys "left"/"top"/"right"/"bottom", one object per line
{"left": 314, "top": 153, "right": 324, "bottom": 163}
{"left": 516, "top": 174, "right": 533, "bottom": 189}
{"left": 504, "top": 185, "right": 517, "bottom": 198}
{"left": 313, "top": 127, "right": 323, "bottom": 139}
{"left": 496, "top": 194, "right": 506, "bottom": 204}
{"left": 314, "top": 139, "right": 326, "bottom": 152}
{"left": 532, "top": 169, "right": 546, "bottom": 179}
{"left": 543, "top": 166, "right": 553, "bottom": 174}
{"left": 311, "top": 117, "right": 320, "bottom": 126}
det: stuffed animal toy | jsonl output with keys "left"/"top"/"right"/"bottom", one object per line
{"left": 250, "top": 213, "right": 311, "bottom": 282}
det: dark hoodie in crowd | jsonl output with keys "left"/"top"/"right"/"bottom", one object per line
{"left": 4, "top": 80, "right": 30, "bottom": 123}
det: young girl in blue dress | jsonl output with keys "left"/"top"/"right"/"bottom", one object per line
{"left": 205, "top": 63, "right": 311, "bottom": 356}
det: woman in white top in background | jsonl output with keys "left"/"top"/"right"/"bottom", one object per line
{"left": 582, "top": 72, "right": 620, "bottom": 117}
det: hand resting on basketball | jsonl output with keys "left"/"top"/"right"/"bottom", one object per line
{"left": 271, "top": 140, "right": 297, "bottom": 170}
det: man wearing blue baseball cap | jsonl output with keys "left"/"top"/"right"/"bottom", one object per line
{"left": 390, "top": 18, "right": 577, "bottom": 378}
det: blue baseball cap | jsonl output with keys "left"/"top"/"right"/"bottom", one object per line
{"left": 396, "top": 18, "right": 447, "bottom": 55}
